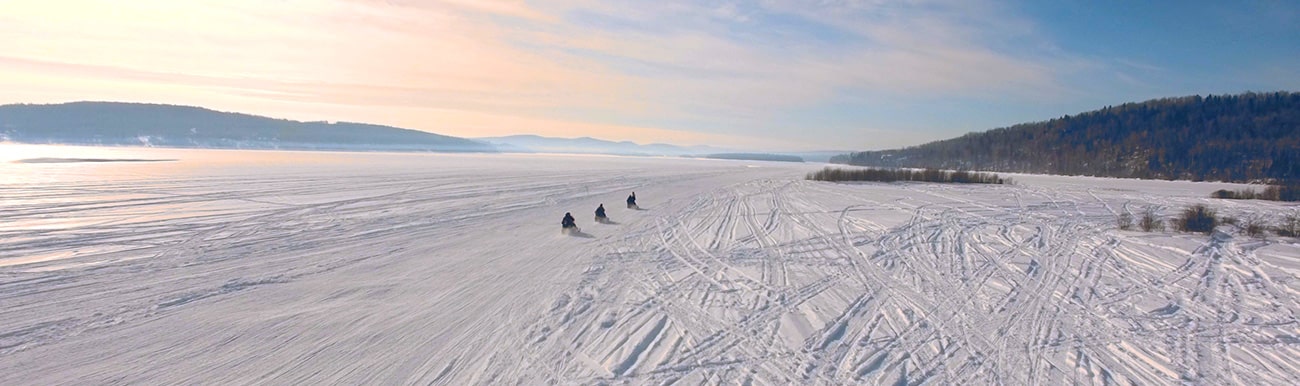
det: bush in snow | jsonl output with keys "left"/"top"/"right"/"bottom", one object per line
{"left": 1243, "top": 217, "right": 1268, "bottom": 238}
{"left": 1210, "top": 185, "right": 1300, "bottom": 202}
{"left": 1212, "top": 188, "right": 1259, "bottom": 200}
{"left": 1176, "top": 204, "right": 1218, "bottom": 234}
{"left": 806, "top": 167, "right": 1004, "bottom": 184}
{"left": 1117, "top": 212, "right": 1134, "bottom": 230}
{"left": 1140, "top": 208, "right": 1164, "bottom": 232}
{"left": 1276, "top": 213, "right": 1300, "bottom": 237}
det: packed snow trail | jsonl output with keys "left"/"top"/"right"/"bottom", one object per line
{"left": 521, "top": 178, "right": 1300, "bottom": 385}
{"left": 1, "top": 149, "right": 1298, "bottom": 384}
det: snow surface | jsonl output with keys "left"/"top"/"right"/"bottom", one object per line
{"left": 2, "top": 145, "right": 1299, "bottom": 384}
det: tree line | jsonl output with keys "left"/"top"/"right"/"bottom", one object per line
{"left": 806, "top": 167, "right": 1005, "bottom": 184}
{"left": 833, "top": 92, "right": 1300, "bottom": 183}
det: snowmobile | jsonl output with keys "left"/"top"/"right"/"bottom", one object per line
{"left": 561, "top": 212, "right": 579, "bottom": 234}
{"left": 594, "top": 204, "right": 611, "bottom": 223}
{"left": 626, "top": 192, "right": 638, "bottom": 209}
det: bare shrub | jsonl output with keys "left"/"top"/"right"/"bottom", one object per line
{"left": 1117, "top": 212, "right": 1134, "bottom": 230}
{"left": 1211, "top": 189, "right": 1237, "bottom": 199}
{"left": 806, "top": 167, "right": 1004, "bottom": 184}
{"left": 1140, "top": 208, "right": 1163, "bottom": 232}
{"left": 1261, "top": 185, "right": 1281, "bottom": 201}
{"left": 1243, "top": 217, "right": 1268, "bottom": 238}
{"left": 1176, "top": 204, "right": 1218, "bottom": 234}
{"left": 1276, "top": 212, "right": 1300, "bottom": 237}
{"left": 1210, "top": 185, "right": 1299, "bottom": 202}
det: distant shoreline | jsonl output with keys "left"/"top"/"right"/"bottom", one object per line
{"left": 12, "top": 157, "right": 177, "bottom": 164}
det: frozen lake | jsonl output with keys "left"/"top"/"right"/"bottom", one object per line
{"left": 1, "top": 144, "right": 1298, "bottom": 384}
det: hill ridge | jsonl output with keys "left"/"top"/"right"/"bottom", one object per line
{"left": 834, "top": 92, "right": 1299, "bottom": 182}
{"left": 0, "top": 101, "right": 495, "bottom": 152}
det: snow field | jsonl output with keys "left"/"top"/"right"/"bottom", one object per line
{"left": 1, "top": 151, "right": 1298, "bottom": 384}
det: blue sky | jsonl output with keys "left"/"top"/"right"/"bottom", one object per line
{"left": 0, "top": 0, "right": 1296, "bottom": 150}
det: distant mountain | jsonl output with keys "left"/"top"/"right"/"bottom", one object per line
{"left": 475, "top": 135, "right": 729, "bottom": 156}
{"left": 702, "top": 153, "right": 803, "bottom": 163}
{"left": 835, "top": 92, "right": 1300, "bottom": 183}
{"left": 782, "top": 151, "right": 852, "bottom": 163}
{"left": 0, "top": 102, "right": 495, "bottom": 152}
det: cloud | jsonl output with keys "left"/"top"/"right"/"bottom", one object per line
{"left": 500, "top": 0, "right": 1074, "bottom": 139}
{"left": 0, "top": 0, "right": 1072, "bottom": 149}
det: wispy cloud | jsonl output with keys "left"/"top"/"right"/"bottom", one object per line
{"left": 0, "top": 0, "right": 1118, "bottom": 149}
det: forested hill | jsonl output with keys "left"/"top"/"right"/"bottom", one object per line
{"left": 834, "top": 92, "right": 1300, "bottom": 183}
{"left": 0, "top": 102, "right": 495, "bottom": 152}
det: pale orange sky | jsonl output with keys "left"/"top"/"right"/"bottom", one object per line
{"left": 4, "top": 0, "right": 1292, "bottom": 151}
{"left": 0, "top": 0, "right": 776, "bottom": 147}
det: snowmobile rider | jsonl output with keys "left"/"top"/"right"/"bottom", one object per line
{"left": 595, "top": 204, "right": 606, "bottom": 219}
{"left": 626, "top": 192, "right": 637, "bottom": 208}
{"left": 562, "top": 212, "right": 576, "bottom": 229}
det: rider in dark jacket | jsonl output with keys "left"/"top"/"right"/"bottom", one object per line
{"left": 562, "top": 212, "right": 576, "bottom": 228}
{"left": 595, "top": 204, "right": 606, "bottom": 219}
{"left": 626, "top": 192, "right": 637, "bottom": 208}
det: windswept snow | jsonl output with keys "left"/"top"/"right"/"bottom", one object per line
{"left": 1, "top": 147, "right": 1298, "bottom": 384}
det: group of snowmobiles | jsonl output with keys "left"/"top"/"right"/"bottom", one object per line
{"left": 561, "top": 192, "right": 638, "bottom": 234}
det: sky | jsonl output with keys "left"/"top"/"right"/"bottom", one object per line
{"left": 0, "top": 0, "right": 1296, "bottom": 151}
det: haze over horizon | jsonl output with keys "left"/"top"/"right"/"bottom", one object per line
{"left": 2, "top": 0, "right": 1296, "bottom": 151}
